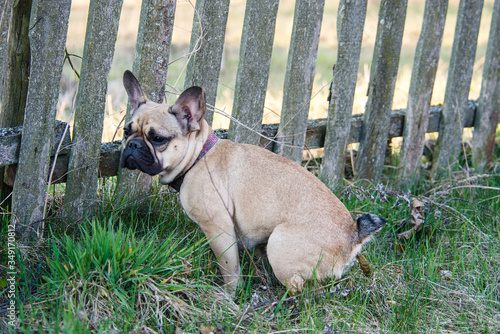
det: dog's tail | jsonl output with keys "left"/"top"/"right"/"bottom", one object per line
{"left": 356, "top": 213, "right": 387, "bottom": 245}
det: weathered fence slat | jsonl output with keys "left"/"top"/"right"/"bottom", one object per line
{"left": 274, "top": 0, "right": 325, "bottom": 164}
{"left": 472, "top": 0, "right": 500, "bottom": 172}
{"left": 228, "top": 0, "right": 280, "bottom": 145}
{"left": 397, "top": 0, "right": 448, "bottom": 188}
{"left": 115, "top": 0, "right": 176, "bottom": 205}
{"left": 0, "top": 0, "right": 31, "bottom": 128}
{"left": 431, "top": 0, "right": 483, "bottom": 179}
{"left": 63, "top": 0, "right": 124, "bottom": 217}
{"left": 184, "top": 0, "right": 230, "bottom": 125}
{"left": 11, "top": 0, "right": 71, "bottom": 232}
{"left": 355, "top": 0, "right": 408, "bottom": 183}
{"left": 321, "top": 0, "right": 367, "bottom": 187}
{"left": 0, "top": 0, "right": 12, "bottom": 98}
{"left": 0, "top": 0, "right": 30, "bottom": 206}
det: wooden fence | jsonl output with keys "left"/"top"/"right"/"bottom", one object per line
{"left": 0, "top": 0, "right": 499, "bottom": 233}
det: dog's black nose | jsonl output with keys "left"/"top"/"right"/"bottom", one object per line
{"left": 127, "top": 138, "right": 142, "bottom": 150}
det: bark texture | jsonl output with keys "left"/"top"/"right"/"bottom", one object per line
{"left": 184, "top": 0, "right": 230, "bottom": 125}
{"left": 114, "top": 0, "right": 175, "bottom": 205}
{"left": 0, "top": 0, "right": 31, "bottom": 207}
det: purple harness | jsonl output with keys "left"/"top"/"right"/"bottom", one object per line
{"left": 168, "top": 132, "right": 220, "bottom": 192}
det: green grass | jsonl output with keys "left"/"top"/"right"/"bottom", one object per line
{"left": 2, "top": 169, "right": 499, "bottom": 333}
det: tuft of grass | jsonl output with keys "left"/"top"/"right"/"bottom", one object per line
{"left": 14, "top": 217, "right": 215, "bottom": 332}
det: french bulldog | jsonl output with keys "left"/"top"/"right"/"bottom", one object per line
{"left": 120, "top": 70, "right": 386, "bottom": 294}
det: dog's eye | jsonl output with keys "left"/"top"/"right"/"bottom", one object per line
{"left": 123, "top": 124, "right": 133, "bottom": 139}
{"left": 151, "top": 135, "right": 170, "bottom": 145}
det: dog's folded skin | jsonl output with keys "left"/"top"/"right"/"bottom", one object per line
{"left": 120, "top": 70, "right": 387, "bottom": 294}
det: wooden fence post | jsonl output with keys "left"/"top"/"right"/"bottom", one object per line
{"left": 274, "top": 0, "right": 325, "bottom": 164}
{"left": 114, "top": 0, "right": 176, "bottom": 206}
{"left": 0, "top": 0, "right": 12, "bottom": 98}
{"left": 0, "top": 0, "right": 32, "bottom": 207}
{"left": 184, "top": 0, "right": 230, "bottom": 125}
{"left": 11, "top": 0, "right": 71, "bottom": 237}
{"left": 0, "top": 0, "right": 31, "bottom": 128}
{"left": 431, "top": 0, "right": 483, "bottom": 180}
{"left": 321, "top": 0, "right": 367, "bottom": 187}
{"left": 228, "top": 0, "right": 280, "bottom": 145}
{"left": 397, "top": 0, "right": 448, "bottom": 189}
{"left": 472, "top": 0, "right": 499, "bottom": 172}
{"left": 355, "top": 0, "right": 407, "bottom": 183}
{"left": 63, "top": 0, "right": 124, "bottom": 218}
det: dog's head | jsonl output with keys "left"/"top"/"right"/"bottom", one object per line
{"left": 120, "top": 70, "right": 206, "bottom": 181}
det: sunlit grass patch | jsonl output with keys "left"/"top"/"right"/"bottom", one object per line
{"left": 17, "top": 218, "right": 215, "bottom": 332}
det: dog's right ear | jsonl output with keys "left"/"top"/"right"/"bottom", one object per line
{"left": 123, "top": 70, "right": 148, "bottom": 112}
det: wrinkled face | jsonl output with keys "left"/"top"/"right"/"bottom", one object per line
{"left": 121, "top": 103, "right": 186, "bottom": 176}
{"left": 120, "top": 70, "right": 206, "bottom": 177}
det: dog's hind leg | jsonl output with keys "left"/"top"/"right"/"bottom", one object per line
{"left": 266, "top": 224, "right": 341, "bottom": 294}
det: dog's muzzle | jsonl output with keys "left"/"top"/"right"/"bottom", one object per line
{"left": 121, "top": 138, "right": 163, "bottom": 175}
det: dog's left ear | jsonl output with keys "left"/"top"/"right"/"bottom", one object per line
{"left": 170, "top": 86, "right": 206, "bottom": 133}
{"left": 123, "top": 70, "right": 149, "bottom": 113}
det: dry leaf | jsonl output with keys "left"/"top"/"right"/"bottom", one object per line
{"left": 397, "top": 199, "right": 424, "bottom": 239}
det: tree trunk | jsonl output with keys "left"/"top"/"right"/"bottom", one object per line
{"left": 321, "top": 0, "right": 367, "bottom": 187}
